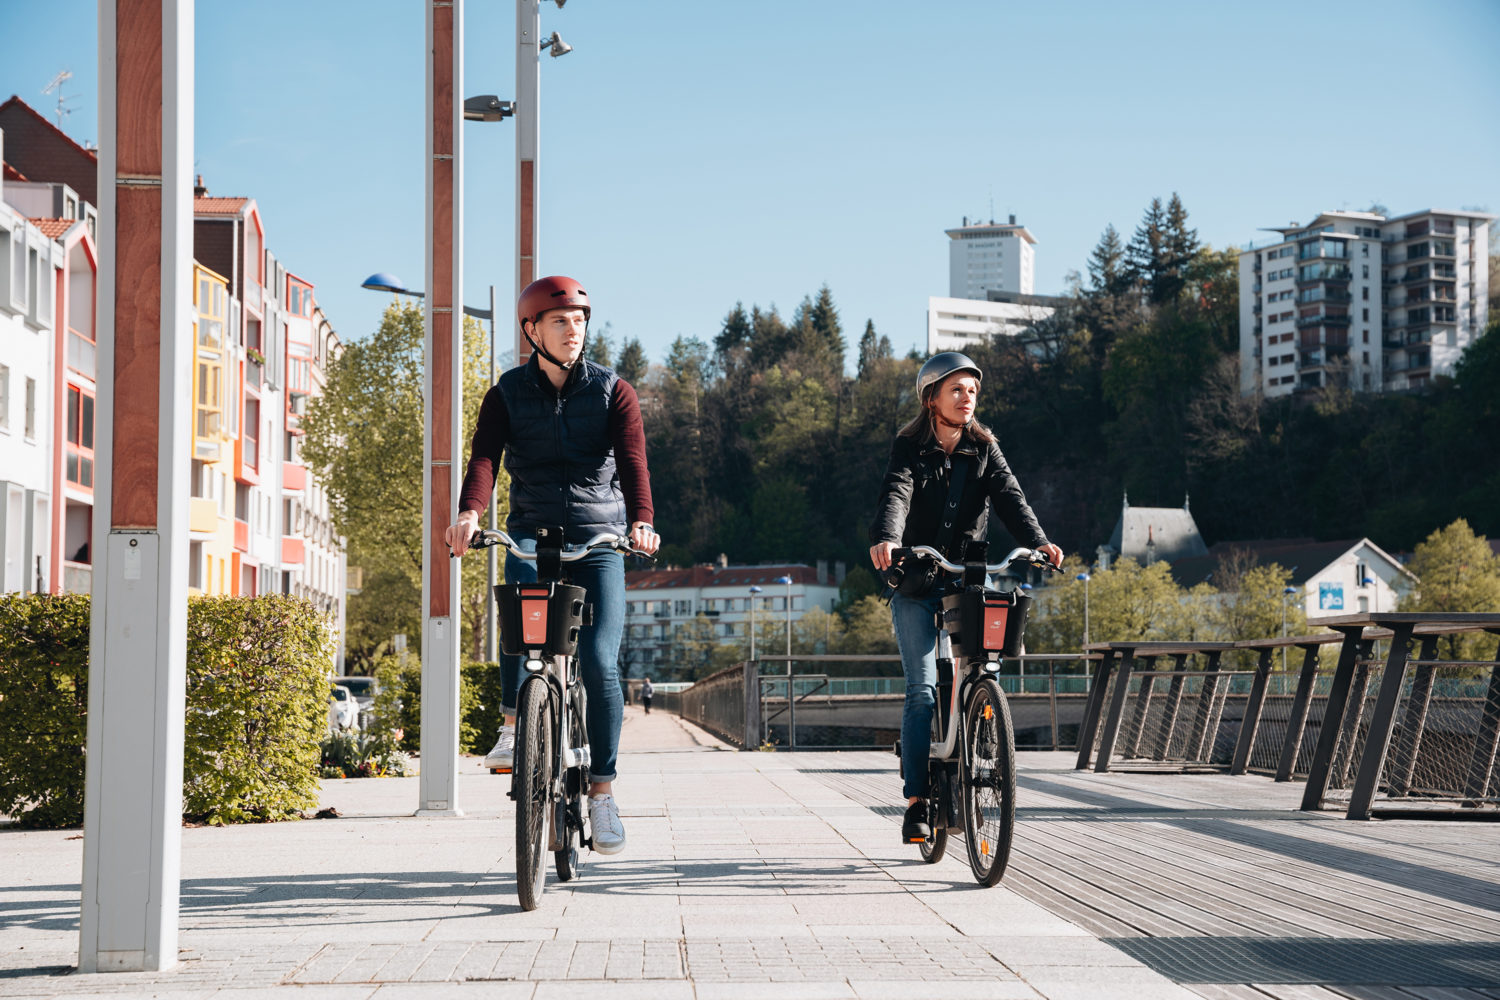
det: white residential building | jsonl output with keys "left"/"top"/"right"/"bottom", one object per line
{"left": 623, "top": 562, "right": 844, "bottom": 676}
{"left": 0, "top": 196, "right": 56, "bottom": 594}
{"left": 947, "top": 216, "right": 1036, "bottom": 300}
{"left": 1238, "top": 208, "right": 1493, "bottom": 398}
{"left": 926, "top": 294, "right": 1057, "bottom": 354}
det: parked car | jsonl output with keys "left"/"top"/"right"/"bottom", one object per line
{"left": 329, "top": 683, "right": 358, "bottom": 732}
{"left": 335, "top": 676, "right": 378, "bottom": 730}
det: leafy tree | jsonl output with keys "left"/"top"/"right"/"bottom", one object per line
{"left": 839, "top": 595, "right": 897, "bottom": 654}
{"left": 1027, "top": 559, "right": 1195, "bottom": 652}
{"left": 301, "top": 302, "right": 498, "bottom": 666}
{"left": 795, "top": 605, "right": 846, "bottom": 654}
{"left": 1399, "top": 519, "right": 1500, "bottom": 661}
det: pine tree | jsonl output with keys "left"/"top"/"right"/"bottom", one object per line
{"left": 714, "top": 302, "right": 751, "bottom": 359}
{"left": 808, "top": 284, "right": 845, "bottom": 362}
{"left": 857, "top": 319, "right": 879, "bottom": 378}
{"left": 1088, "top": 224, "right": 1127, "bottom": 295}
{"left": 1125, "top": 197, "right": 1167, "bottom": 300}
{"left": 585, "top": 319, "right": 613, "bottom": 367}
{"left": 1159, "top": 192, "right": 1200, "bottom": 303}
{"left": 616, "top": 337, "right": 648, "bottom": 384}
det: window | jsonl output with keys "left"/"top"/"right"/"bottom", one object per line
{"left": 188, "top": 541, "right": 204, "bottom": 590}
{"left": 1362, "top": 330, "right": 1369, "bottom": 343}
{"left": 1362, "top": 264, "right": 1369, "bottom": 279}
{"left": 24, "top": 377, "right": 37, "bottom": 440}
{"left": 196, "top": 360, "right": 223, "bottom": 438}
{"left": 243, "top": 397, "right": 260, "bottom": 470}
{"left": 64, "top": 386, "right": 95, "bottom": 488}
{"left": 1362, "top": 308, "right": 1369, "bottom": 321}
{"left": 1362, "top": 287, "right": 1369, "bottom": 301}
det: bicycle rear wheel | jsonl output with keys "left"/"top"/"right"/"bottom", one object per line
{"left": 961, "top": 678, "right": 1016, "bottom": 887}
{"left": 515, "top": 679, "right": 554, "bottom": 910}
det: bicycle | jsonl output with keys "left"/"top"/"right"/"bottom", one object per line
{"left": 466, "top": 525, "right": 648, "bottom": 911}
{"left": 892, "top": 543, "right": 1058, "bottom": 886}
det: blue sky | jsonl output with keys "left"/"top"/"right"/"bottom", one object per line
{"left": 4, "top": 0, "right": 1498, "bottom": 366}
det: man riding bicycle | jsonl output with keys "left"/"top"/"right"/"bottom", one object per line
{"left": 869, "top": 352, "right": 1063, "bottom": 845}
{"left": 446, "top": 275, "right": 659, "bottom": 855}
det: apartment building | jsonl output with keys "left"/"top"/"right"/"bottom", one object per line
{"left": 0, "top": 113, "right": 99, "bottom": 596}
{"left": 0, "top": 98, "right": 346, "bottom": 647}
{"left": 926, "top": 292, "right": 1060, "bottom": 354}
{"left": 946, "top": 216, "right": 1036, "bottom": 300}
{"left": 1238, "top": 208, "right": 1493, "bottom": 398}
{"left": 622, "top": 562, "right": 844, "bottom": 676}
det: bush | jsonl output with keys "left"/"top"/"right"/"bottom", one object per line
{"left": 0, "top": 593, "right": 333, "bottom": 828}
{"left": 375, "top": 653, "right": 499, "bottom": 756}
{"left": 184, "top": 596, "right": 332, "bottom": 823}
{"left": 0, "top": 594, "right": 90, "bottom": 828}
{"left": 319, "top": 730, "right": 411, "bottom": 778}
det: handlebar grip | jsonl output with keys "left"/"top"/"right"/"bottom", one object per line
{"left": 891, "top": 547, "right": 914, "bottom": 562}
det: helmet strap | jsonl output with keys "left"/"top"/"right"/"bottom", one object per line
{"left": 523, "top": 319, "right": 588, "bottom": 373}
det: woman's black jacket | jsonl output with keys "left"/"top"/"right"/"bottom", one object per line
{"left": 869, "top": 431, "right": 1048, "bottom": 562}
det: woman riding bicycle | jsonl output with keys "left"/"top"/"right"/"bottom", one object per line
{"left": 446, "top": 275, "right": 660, "bottom": 855}
{"left": 868, "top": 352, "right": 1063, "bottom": 844}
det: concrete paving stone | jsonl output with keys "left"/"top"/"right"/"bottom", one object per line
{"left": 370, "top": 984, "right": 534, "bottom": 999}
{"left": 213, "top": 989, "right": 379, "bottom": 1000}
{"left": 1024, "top": 982, "right": 1203, "bottom": 1000}
{"left": 1008, "top": 964, "right": 1187, "bottom": 985}
{"left": 847, "top": 981, "right": 1043, "bottom": 1000}
{"left": 533, "top": 982, "right": 695, "bottom": 1000}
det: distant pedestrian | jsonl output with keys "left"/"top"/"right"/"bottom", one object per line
{"left": 642, "top": 677, "right": 655, "bottom": 715}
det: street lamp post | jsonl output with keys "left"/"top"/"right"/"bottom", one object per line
{"left": 748, "top": 585, "right": 762, "bottom": 661}
{"left": 360, "top": 274, "right": 500, "bottom": 661}
{"left": 1076, "top": 572, "right": 1091, "bottom": 648}
{"left": 1282, "top": 585, "right": 1298, "bottom": 671}
{"left": 775, "top": 574, "right": 794, "bottom": 748}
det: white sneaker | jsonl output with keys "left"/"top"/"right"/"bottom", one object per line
{"left": 482, "top": 725, "right": 514, "bottom": 770}
{"left": 588, "top": 794, "right": 626, "bottom": 855}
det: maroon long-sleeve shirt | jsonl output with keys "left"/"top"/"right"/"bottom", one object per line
{"left": 458, "top": 373, "right": 654, "bottom": 528}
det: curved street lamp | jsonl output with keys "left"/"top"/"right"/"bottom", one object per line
{"left": 748, "top": 585, "right": 763, "bottom": 662}
{"left": 1076, "top": 572, "right": 1091, "bottom": 647}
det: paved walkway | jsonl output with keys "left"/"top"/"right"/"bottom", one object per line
{"left": 3, "top": 707, "right": 1498, "bottom": 999}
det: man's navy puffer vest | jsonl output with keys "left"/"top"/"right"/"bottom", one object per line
{"left": 497, "top": 357, "right": 626, "bottom": 544}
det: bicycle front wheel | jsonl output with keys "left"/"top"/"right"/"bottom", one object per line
{"left": 515, "top": 679, "right": 554, "bottom": 910}
{"left": 918, "top": 767, "right": 948, "bottom": 864}
{"left": 961, "top": 678, "right": 1016, "bottom": 887}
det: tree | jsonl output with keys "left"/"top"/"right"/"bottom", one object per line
{"left": 585, "top": 320, "right": 613, "bottom": 367}
{"left": 714, "top": 302, "right": 752, "bottom": 361}
{"left": 1027, "top": 559, "right": 1197, "bottom": 652}
{"left": 301, "top": 302, "right": 498, "bottom": 666}
{"left": 616, "top": 337, "right": 648, "bottom": 384}
{"left": 1399, "top": 519, "right": 1500, "bottom": 661}
{"left": 1158, "top": 192, "right": 1200, "bottom": 303}
{"left": 839, "top": 595, "right": 897, "bottom": 654}
{"left": 1088, "top": 224, "right": 1128, "bottom": 296}
{"left": 795, "top": 605, "right": 846, "bottom": 654}
{"left": 1125, "top": 197, "right": 1167, "bottom": 299}
{"left": 856, "top": 319, "right": 892, "bottom": 379}
{"left": 1204, "top": 550, "right": 1303, "bottom": 666}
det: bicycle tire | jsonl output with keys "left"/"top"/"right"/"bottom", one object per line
{"left": 961, "top": 678, "right": 1016, "bottom": 887}
{"left": 918, "top": 770, "right": 948, "bottom": 864}
{"left": 515, "top": 679, "right": 554, "bottom": 910}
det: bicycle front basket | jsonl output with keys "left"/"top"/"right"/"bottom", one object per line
{"left": 495, "top": 581, "right": 588, "bottom": 657}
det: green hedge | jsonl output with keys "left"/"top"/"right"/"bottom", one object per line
{"left": 0, "top": 593, "right": 332, "bottom": 828}
{"left": 0, "top": 594, "right": 90, "bottom": 828}
{"left": 371, "top": 655, "right": 503, "bottom": 756}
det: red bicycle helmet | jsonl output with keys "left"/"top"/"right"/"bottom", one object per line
{"left": 517, "top": 275, "right": 590, "bottom": 330}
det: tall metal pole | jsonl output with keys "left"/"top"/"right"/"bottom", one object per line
{"left": 485, "top": 283, "right": 498, "bottom": 663}
{"left": 82, "top": 0, "right": 193, "bottom": 972}
{"left": 419, "top": 0, "right": 464, "bottom": 816}
{"left": 515, "top": 0, "right": 540, "bottom": 367}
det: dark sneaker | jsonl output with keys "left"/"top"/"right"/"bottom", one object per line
{"left": 901, "top": 801, "right": 931, "bottom": 844}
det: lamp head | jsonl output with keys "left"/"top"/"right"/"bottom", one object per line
{"left": 464, "top": 95, "right": 514, "bottom": 122}
{"left": 749, "top": 586, "right": 762, "bottom": 594}
{"left": 361, "top": 272, "right": 414, "bottom": 295}
{"left": 542, "top": 31, "right": 573, "bottom": 56}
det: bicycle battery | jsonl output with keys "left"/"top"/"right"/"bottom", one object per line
{"left": 495, "top": 582, "right": 588, "bottom": 657}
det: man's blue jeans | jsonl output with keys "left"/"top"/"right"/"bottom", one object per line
{"left": 500, "top": 536, "right": 625, "bottom": 784}
{"left": 891, "top": 589, "right": 947, "bottom": 800}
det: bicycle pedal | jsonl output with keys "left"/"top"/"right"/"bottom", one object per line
{"left": 490, "top": 766, "right": 512, "bottom": 775}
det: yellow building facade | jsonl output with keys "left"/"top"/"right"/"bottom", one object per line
{"left": 189, "top": 262, "right": 235, "bottom": 595}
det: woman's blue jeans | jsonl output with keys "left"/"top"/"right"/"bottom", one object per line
{"left": 500, "top": 536, "right": 625, "bottom": 784}
{"left": 891, "top": 589, "right": 948, "bottom": 800}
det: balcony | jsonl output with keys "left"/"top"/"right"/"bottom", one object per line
{"left": 234, "top": 518, "right": 249, "bottom": 550}
{"left": 190, "top": 497, "right": 219, "bottom": 534}
{"left": 67, "top": 328, "right": 96, "bottom": 378}
{"left": 62, "top": 561, "right": 91, "bottom": 594}
{"left": 283, "top": 462, "right": 307, "bottom": 493}
{"left": 281, "top": 536, "right": 305, "bottom": 566}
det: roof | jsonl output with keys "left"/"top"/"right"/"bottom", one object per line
{"left": 1106, "top": 497, "right": 1207, "bottom": 565}
{"left": 30, "top": 217, "right": 73, "bottom": 240}
{"left": 626, "top": 564, "right": 827, "bottom": 591}
{"left": 3, "top": 160, "right": 28, "bottom": 181}
{"left": 194, "top": 196, "right": 251, "bottom": 217}
{"left": 0, "top": 95, "right": 98, "bottom": 205}
{"left": 1170, "top": 538, "right": 1415, "bottom": 589}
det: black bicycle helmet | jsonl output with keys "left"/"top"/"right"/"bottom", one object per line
{"left": 916, "top": 352, "right": 983, "bottom": 398}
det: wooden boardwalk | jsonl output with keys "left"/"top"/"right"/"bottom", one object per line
{"left": 804, "top": 750, "right": 1500, "bottom": 999}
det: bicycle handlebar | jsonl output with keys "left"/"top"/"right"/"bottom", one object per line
{"left": 893, "top": 545, "right": 1059, "bottom": 576}
{"left": 465, "top": 528, "right": 654, "bottom": 562}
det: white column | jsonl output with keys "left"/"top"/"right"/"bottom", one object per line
{"left": 419, "top": 0, "right": 464, "bottom": 816}
{"left": 81, "top": 0, "right": 194, "bottom": 973}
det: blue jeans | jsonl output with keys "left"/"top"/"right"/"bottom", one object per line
{"left": 891, "top": 589, "right": 948, "bottom": 800}
{"left": 500, "top": 536, "right": 625, "bottom": 784}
